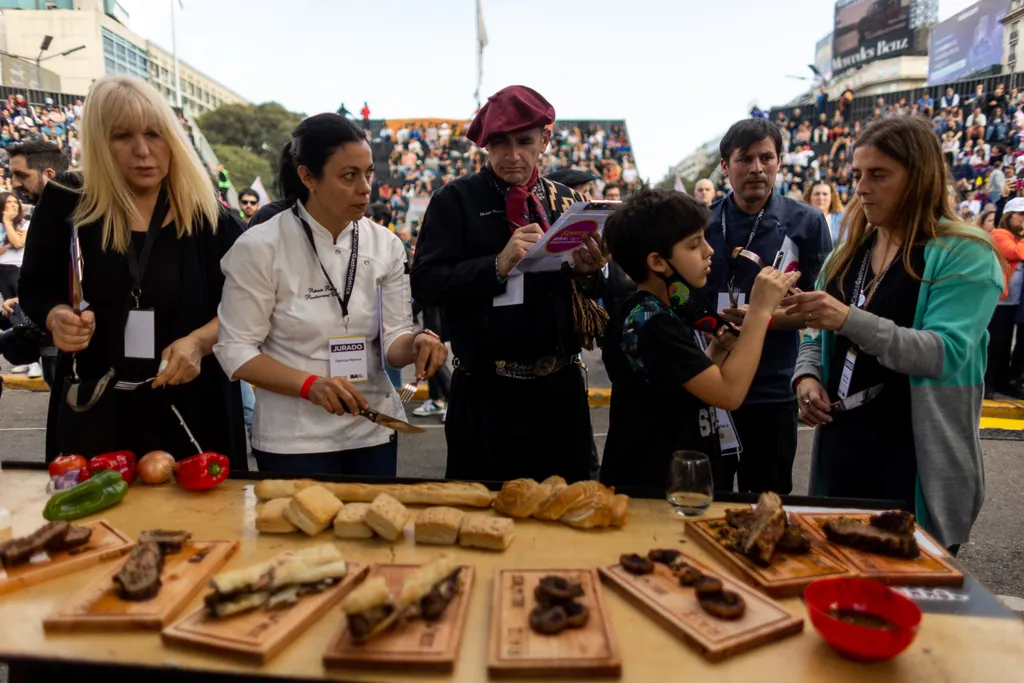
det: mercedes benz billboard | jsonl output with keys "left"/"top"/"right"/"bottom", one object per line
{"left": 832, "top": 0, "right": 915, "bottom": 75}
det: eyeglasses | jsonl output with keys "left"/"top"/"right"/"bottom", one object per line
{"left": 240, "top": 199, "right": 258, "bottom": 206}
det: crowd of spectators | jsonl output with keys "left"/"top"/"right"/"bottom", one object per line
{"left": 372, "top": 120, "right": 637, "bottom": 232}
{"left": 0, "top": 94, "right": 83, "bottom": 193}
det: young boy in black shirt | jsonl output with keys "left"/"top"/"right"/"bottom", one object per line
{"left": 600, "top": 189, "right": 799, "bottom": 492}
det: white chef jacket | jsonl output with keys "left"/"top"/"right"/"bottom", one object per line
{"left": 214, "top": 201, "right": 416, "bottom": 455}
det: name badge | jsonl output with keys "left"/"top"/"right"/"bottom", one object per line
{"left": 124, "top": 309, "right": 155, "bottom": 359}
{"left": 837, "top": 348, "right": 857, "bottom": 400}
{"left": 329, "top": 335, "right": 369, "bottom": 382}
{"left": 717, "top": 292, "right": 746, "bottom": 313}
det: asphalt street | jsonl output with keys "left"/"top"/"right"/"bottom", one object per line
{"left": 1, "top": 375, "right": 1022, "bottom": 610}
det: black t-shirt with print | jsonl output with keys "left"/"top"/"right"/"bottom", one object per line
{"left": 601, "top": 291, "right": 721, "bottom": 491}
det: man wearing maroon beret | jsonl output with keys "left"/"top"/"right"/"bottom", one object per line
{"left": 411, "top": 85, "right": 608, "bottom": 483}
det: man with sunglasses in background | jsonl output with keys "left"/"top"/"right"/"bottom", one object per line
{"left": 238, "top": 188, "right": 260, "bottom": 224}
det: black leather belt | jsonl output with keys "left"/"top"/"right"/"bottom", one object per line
{"left": 453, "top": 354, "right": 574, "bottom": 379}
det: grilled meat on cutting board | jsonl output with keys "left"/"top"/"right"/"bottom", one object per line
{"left": 741, "top": 492, "right": 787, "bottom": 567}
{"left": 138, "top": 529, "right": 192, "bottom": 554}
{"left": 824, "top": 516, "right": 920, "bottom": 559}
{"left": 0, "top": 522, "right": 93, "bottom": 568}
{"left": 113, "top": 541, "right": 165, "bottom": 600}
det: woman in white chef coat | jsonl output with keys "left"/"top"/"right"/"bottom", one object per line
{"left": 214, "top": 113, "right": 447, "bottom": 475}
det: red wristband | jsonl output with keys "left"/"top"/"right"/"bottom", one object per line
{"left": 300, "top": 375, "right": 318, "bottom": 400}
{"left": 793, "top": 375, "right": 813, "bottom": 391}
{"left": 768, "top": 314, "right": 775, "bottom": 330}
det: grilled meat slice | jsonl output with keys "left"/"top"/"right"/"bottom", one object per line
{"left": 725, "top": 508, "right": 757, "bottom": 530}
{"left": 0, "top": 521, "right": 71, "bottom": 567}
{"left": 348, "top": 604, "right": 396, "bottom": 641}
{"left": 824, "top": 518, "right": 920, "bottom": 559}
{"left": 419, "top": 568, "right": 462, "bottom": 621}
{"left": 869, "top": 511, "right": 916, "bottom": 536}
{"left": 138, "top": 530, "right": 192, "bottom": 555}
{"left": 50, "top": 526, "right": 93, "bottom": 553}
{"left": 113, "top": 541, "right": 165, "bottom": 600}
{"left": 741, "top": 492, "right": 786, "bottom": 567}
{"left": 776, "top": 525, "right": 812, "bottom": 554}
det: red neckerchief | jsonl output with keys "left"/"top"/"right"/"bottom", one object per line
{"left": 493, "top": 166, "right": 551, "bottom": 234}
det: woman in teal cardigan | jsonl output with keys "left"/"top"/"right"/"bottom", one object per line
{"left": 784, "top": 116, "right": 1004, "bottom": 551}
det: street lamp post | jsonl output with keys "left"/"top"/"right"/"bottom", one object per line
{"left": 0, "top": 36, "right": 85, "bottom": 94}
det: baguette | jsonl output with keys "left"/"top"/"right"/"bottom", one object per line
{"left": 253, "top": 479, "right": 317, "bottom": 500}
{"left": 253, "top": 479, "right": 494, "bottom": 508}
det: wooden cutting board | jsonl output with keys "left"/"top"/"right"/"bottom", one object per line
{"left": 43, "top": 540, "right": 237, "bottom": 631}
{"left": 599, "top": 552, "right": 803, "bottom": 662}
{"left": 0, "top": 520, "right": 134, "bottom": 596}
{"left": 161, "top": 563, "right": 368, "bottom": 664}
{"left": 488, "top": 568, "right": 621, "bottom": 679}
{"left": 322, "top": 563, "right": 475, "bottom": 672}
{"left": 793, "top": 512, "right": 964, "bottom": 587}
{"left": 685, "top": 516, "right": 854, "bottom": 597}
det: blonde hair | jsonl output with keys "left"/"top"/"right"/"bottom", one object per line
{"left": 73, "top": 75, "right": 219, "bottom": 253}
{"left": 822, "top": 116, "right": 1002, "bottom": 296}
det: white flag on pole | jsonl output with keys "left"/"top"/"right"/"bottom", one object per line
{"left": 475, "top": 0, "right": 488, "bottom": 102}
{"left": 674, "top": 176, "right": 686, "bottom": 193}
{"left": 250, "top": 177, "right": 271, "bottom": 207}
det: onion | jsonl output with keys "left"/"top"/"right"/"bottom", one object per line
{"left": 138, "top": 450, "right": 175, "bottom": 485}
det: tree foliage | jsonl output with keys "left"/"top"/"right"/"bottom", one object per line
{"left": 198, "top": 102, "right": 304, "bottom": 162}
{"left": 211, "top": 144, "right": 274, "bottom": 197}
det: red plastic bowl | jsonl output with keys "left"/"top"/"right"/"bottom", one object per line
{"left": 804, "top": 577, "right": 922, "bottom": 662}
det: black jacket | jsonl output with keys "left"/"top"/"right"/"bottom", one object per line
{"left": 410, "top": 168, "right": 604, "bottom": 369}
{"left": 18, "top": 175, "right": 247, "bottom": 469}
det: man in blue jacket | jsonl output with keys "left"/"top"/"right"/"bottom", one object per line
{"left": 701, "top": 118, "right": 832, "bottom": 494}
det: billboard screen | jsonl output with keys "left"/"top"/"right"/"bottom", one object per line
{"left": 832, "top": 0, "right": 915, "bottom": 74}
{"left": 815, "top": 33, "right": 834, "bottom": 81}
{"left": 927, "top": 0, "right": 1007, "bottom": 86}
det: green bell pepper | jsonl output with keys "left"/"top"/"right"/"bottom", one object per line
{"left": 43, "top": 469, "right": 128, "bottom": 521}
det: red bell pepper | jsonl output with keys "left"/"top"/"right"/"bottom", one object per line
{"left": 173, "top": 452, "right": 230, "bottom": 491}
{"left": 49, "top": 454, "right": 89, "bottom": 479}
{"left": 87, "top": 451, "right": 137, "bottom": 486}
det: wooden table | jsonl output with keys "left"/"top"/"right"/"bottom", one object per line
{"left": 1, "top": 469, "right": 1022, "bottom": 682}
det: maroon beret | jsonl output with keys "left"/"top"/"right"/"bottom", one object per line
{"left": 466, "top": 85, "right": 556, "bottom": 147}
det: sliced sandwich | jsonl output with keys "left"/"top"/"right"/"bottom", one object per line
{"left": 364, "top": 493, "right": 411, "bottom": 541}
{"left": 334, "top": 503, "right": 374, "bottom": 539}
{"left": 340, "top": 576, "right": 398, "bottom": 642}
{"left": 398, "top": 553, "right": 463, "bottom": 621}
{"left": 204, "top": 544, "right": 348, "bottom": 618}
{"left": 284, "top": 485, "right": 343, "bottom": 536}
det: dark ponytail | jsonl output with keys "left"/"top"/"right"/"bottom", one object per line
{"left": 277, "top": 113, "right": 368, "bottom": 205}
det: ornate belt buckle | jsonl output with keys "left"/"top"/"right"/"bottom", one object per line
{"left": 536, "top": 356, "right": 557, "bottom": 376}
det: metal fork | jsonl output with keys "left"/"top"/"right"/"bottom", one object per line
{"left": 398, "top": 379, "right": 419, "bottom": 404}
{"left": 113, "top": 376, "right": 157, "bottom": 391}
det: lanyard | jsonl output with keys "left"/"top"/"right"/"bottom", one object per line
{"left": 126, "top": 184, "right": 170, "bottom": 309}
{"left": 293, "top": 204, "right": 359, "bottom": 323}
{"left": 721, "top": 206, "right": 765, "bottom": 306}
{"left": 851, "top": 238, "right": 901, "bottom": 311}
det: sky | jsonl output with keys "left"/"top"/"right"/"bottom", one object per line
{"left": 121, "top": 0, "right": 979, "bottom": 182}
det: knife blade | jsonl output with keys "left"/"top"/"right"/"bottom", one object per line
{"left": 357, "top": 408, "right": 425, "bottom": 435}
{"left": 830, "top": 384, "right": 884, "bottom": 413}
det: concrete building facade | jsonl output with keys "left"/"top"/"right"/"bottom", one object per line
{"left": 0, "top": 0, "right": 245, "bottom": 113}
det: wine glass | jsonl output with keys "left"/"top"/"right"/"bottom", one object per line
{"left": 666, "top": 450, "right": 714, "bottom": 517}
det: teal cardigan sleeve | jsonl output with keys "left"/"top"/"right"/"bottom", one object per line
{"left": 837, "top": 236, "right": 1003, "bottom": 382}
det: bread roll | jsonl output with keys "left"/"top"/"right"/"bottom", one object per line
{"left": 458, "top": 514, "right": 514, "bottom": 551}
{"left": 284, "top": 485, "right": 343, "bottom": 536}
{"left": 334, "top": 502, "right": 374, "bottom": 539}
{"left": 256, "top": 498, "right": 298, "bottom": 533}
{"left": 414, "top": 507, "right": 464, "bottom": 545}
{"left": 364, "top": 493, "right": 411, "bottom": 541}
{"left": 492, "top": 479, "right": 548, "bottom": 518}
